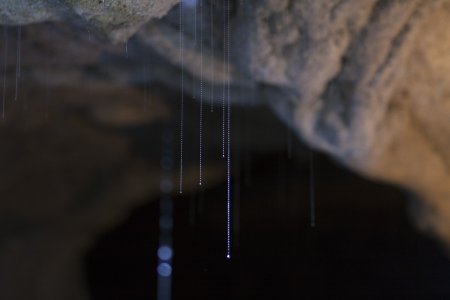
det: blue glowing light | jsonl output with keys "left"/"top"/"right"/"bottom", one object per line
{"left": 182, "top": 0, "right": 198, "bottom": 8}
{"left": 160, "top": 178, "right": 173, "bottom": 193}
{"left": 157, "top": 263, "right": 172, "bottom": 277}
{"left": 159, "top": 216, "right": 173, "bottom": 230}
{"left": 158, "top": 246, "right": 173, "bottom": 261}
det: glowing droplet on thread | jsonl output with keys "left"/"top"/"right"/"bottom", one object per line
{"left": 221, "top": 0, "right": 226, "bottom": 159}
{"left": 226, "top": 0, "right": 232, "bottom": 260}
{"left": 179, "top": 1, "right": 185, "bottom": 194}
{"left": 198, "top": 0, "right": 204, "bottom": 187}
{"left": 192, "top": 2, "right": 197, "bottom": 101}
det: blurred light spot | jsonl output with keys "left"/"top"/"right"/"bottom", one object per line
{"left": 161, "top": 157, "right": 174, "bottom": 171}
{"left": 182, "top": 0, "right": 198, "bottom": 8}
{"left": 157, "top": 263, "right": 172, "bottom": 277}
{"left": 160, "top": 196, "right": 173, "bottom": 211}
{"left": 158, "top": 246, "right": 173, "bottom": 261}
{"left": 160, "top": 178, "right": 173, "bottom": 193}
{"left": 159, "top": 216, "right": 173, "bottom": 230}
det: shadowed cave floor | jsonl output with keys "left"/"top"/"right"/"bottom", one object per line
{"left": 86, "top": 150, "right": 450, "bottom": 300}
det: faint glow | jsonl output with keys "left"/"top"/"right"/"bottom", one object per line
{"left": 160, "top": 196, "right": 173, "bottom": 212}
{"left": 161, "top": 157, "right": 174, "bottom": 171}
{"left": 160, "top": 178, "right": 173, "bottom": 193}
{"left": 157, "top": 263, "right": 172, "bottom": 277}
{"left": 159, "top": 216, "right": 173, "bottom": 230}
{"left": 158, "top": 246, "right": 173, "bottom": 261}
{"left": 182, "top": 0, "right": 198, "bottom": 8}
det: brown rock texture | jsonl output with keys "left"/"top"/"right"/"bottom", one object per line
{"left": 0, "top": 0, "right": 179, "bottom": 42}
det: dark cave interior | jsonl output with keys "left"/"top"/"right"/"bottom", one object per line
{"left": 87, "top": 149, "right": 450, "bottom": 300}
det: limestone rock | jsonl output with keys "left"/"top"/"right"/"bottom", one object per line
{"left": 0, "top": 0, "right": 179, "bottom": 42}
{"left": 0, "top": 0, "right": 450, "bottom": 298}
{"left": 146, "top": 0, "right": 450, "bottom": 246}
{"left": 0, "top": 0, "right": 449, "bottom": 247}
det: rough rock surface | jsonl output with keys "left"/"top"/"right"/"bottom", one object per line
{"left": 0, "top": 0, "right": 179, "bottom": 42}
{"left": 1, "top": 0, "right": 450, "bottom": 299}
{"left": 155, "top": 0, "right": 450, "bottom": 247}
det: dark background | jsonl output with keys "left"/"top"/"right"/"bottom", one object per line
{"left": 86, "top": 147, "right": 450, "bottom": 300}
